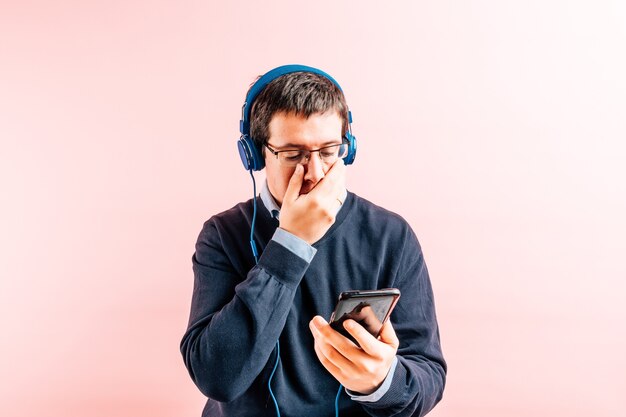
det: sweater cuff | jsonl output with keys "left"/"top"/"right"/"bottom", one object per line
{"left": 257, "top": 239, "right": 311, "bottom": 290}
{"left": 346, "top": 356, "right": 398, "bottom": 403}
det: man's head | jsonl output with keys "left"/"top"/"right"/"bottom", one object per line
{"left": 249, "top": 71, "right": 350, "bottom": 149}
{"left": 247, "top": 70, "right": 351, "bottom": 205}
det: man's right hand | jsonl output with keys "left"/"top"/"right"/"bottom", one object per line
{"left": 279, "top": 160, "right": 346, "bottom": 245}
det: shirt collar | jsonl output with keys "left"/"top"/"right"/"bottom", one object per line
{"left": 260, "top": 180, "right": 281, "bottom": 219}
{"left": 260, "top": 180, "right": 347, "bottom": 220}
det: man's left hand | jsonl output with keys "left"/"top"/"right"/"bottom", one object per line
{"left": 308, "top": 315, "right": 399, "bottom": 394}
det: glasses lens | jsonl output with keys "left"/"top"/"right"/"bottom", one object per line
{"left": 279, "top": 150, "right": 305, "bottom": 166}
{"left": 319, "top": 143, "right": 348, "bottom": 163}
{"left": 277, "top": 143, "right": 348, "bottom": 166}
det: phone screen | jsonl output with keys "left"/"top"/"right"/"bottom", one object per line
{"left": 329, "top": 289, "right": 400, "bottom": 345}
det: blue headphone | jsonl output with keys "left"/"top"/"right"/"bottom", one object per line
{"left": 237, "top": 64, "right": 357, "bottom": 171}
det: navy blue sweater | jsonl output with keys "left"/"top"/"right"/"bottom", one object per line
{"left": 180, "top": 192, "right": 446, "bottom": 416}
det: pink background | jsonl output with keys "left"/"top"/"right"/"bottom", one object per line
{"left": 1, "top": 1, "right": 625, "bottom": 416}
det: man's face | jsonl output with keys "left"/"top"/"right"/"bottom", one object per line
{"left": 265, "top": 111, "right": 344, "bottom": 206}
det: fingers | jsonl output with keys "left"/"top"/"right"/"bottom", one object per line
{"left": 343, "top": 318, "right": 399, "bottom": 357}
{"left": 309, "top": 316, "right": 359, "bottom": 374}
{"left": 312, "top": 332, "right": 353, "bottom": 374}
{"left": 310, "top": 316, "right": 355, "bottom": 350}
{"left": 342, "top": 319, "right": 383, "bottom": 357}
{"left": 310, "top": 316, "right": 362, "bottom": 356}
{"left": 325, "top": 157, "right": 346, "bottom": 180}
{"left": 310, "top": 315, "right": 399, "bottom": 393}
{"left": 312, "top": 336, "right": 355, "bottom": 383}
{"left": 351, "top": 306, "right": 383, "bottom": 333}
{"left": 377, "top": 319, "right": 400, "bottom": 349}
{"left": 309, "top": 159, "right": 346, "bottom": 202}
{"left": 283, "top": 164, "right": 304, "bottom": 204}
{"left": 325, "top": 159, "right": 346, "bottom": 193}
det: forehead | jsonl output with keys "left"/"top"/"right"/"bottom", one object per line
{"left": 268, "top": 111, "right": 343, "bottom": 148}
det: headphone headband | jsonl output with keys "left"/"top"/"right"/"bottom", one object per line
{"left": 240, "top": 65, "right": 347, "bottom": 136}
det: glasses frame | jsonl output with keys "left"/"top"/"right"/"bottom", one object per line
{"left": 264, "top": 139, "right": 348, "bottom": 166}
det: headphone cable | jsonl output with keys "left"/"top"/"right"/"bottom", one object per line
{"left": 248, "top": 168, "right": 259, "bottom": 263}
{"left": 248, "top": 168, "right": 281, "bottom": 415}
{"left": 335, "top": 384, "right": 343, "bottom": 417}
{"left": 268, "top": 340, "right": 281, "bottom": 416}
{"left": 248, "top": 168, "right": 341, "bottom": 416}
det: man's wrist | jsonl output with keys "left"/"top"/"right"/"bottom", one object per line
{"left": 272, "top": 227, "right": 317, "bottom": 263}
{"left": 346, "top": 356, "right": 398, "bottom": 403}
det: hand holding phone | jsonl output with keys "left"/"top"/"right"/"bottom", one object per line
{"left": 329, "top": 288, "right": 400, "bottom": 345}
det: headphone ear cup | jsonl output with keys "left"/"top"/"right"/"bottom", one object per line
{"left": 343, "top": 132, "right": 357, "bottom": 165}
{"left": 237, "top": 136, "right": 265, "bottom": 171}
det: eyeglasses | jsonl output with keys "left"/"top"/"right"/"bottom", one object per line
{"left": 264, "top": 141, "right": 348, "bottom": 167}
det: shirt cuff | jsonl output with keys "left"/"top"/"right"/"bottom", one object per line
{"left": 346, "top": 356, "right": 398, "bottom": 403}
{"left": 271, "top": 228, "right": 317, "bottom": 263}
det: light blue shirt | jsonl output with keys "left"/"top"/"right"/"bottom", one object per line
{"left": 260, "top": 181, "right": 398, "bottom": 402}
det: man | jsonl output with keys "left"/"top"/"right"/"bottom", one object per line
{"left": 180, "top": 65, "right": 446, "bottom": 416}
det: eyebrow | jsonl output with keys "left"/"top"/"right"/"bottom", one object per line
{"left": 276, "top": 140, "right": 341, "bottom": 149}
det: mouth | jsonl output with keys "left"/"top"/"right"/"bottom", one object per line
{"left": 298, "top": 177, "right": 323, "bottom": 195}
{"left": 299, "top": 183, "right": 314, "bottom": 195}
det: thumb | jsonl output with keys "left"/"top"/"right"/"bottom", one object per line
{"left": 378, "top": 320, "right": 400, "bottom": 348}
{"left": 283, "top": 164, "right": 304, "bottom": 204}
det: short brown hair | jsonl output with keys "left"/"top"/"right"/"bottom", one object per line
{"left": 249, "top": 71, "right": 350, "bottom": 148}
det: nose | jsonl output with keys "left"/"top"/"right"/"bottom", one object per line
{"left": 303, "top": 152, "right": 325, "bottom": 184}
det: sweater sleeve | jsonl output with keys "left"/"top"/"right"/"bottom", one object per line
{"left": 360, "top": 228, "right": 447, "bottom": 417}
{"left": 179, "top": 219, "right": 310, "bottom": 402}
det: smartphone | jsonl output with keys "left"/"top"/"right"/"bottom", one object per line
{"left": 329, "top": 288, "right": 401, "bottom": 345}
